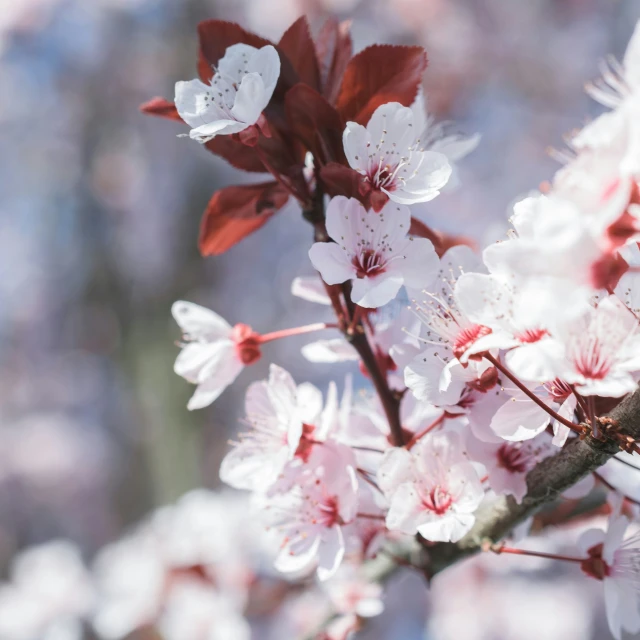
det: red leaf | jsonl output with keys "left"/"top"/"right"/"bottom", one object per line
{"left": 315, "top": 18, "right": 353, "bottom": 104}
{"left": 197, "top": 20, "right": 272, "bottom": 82}
{"left": 335, "top": 45, "right": 427, "bottom": 124}
{"left": 199, "top": 182, "right": 289, "bottom": 255}
{"left": 409, "top": 217, "right": 477, "bottom": 258}
{"left": 285, "top": 84, "right": 345, "bottom": 165}
{"left": 139, "top": 97, "right": 182, "bottom": 122}
{"left": 320, "top": 163, "right": 368, "bottom": 203}
{"left": 278, "top": 16, "right": 321, "bottom": 91}
{"left": 204, "top": 138, "right": 266, "bottom": 173}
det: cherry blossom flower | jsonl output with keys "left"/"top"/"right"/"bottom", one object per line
{"left": 466, "top": 432, "right": 553, "bottom": 502}
{"left": 489, "top": 381, "right": 576, "bottom": 446}
{"left": 264, "top": 443, "right": 359, "bottom": 581}
{"left": 324, "top": 565, "right": 384, "bottom": 619}
{"left": 291, "top": 276, "right": 331, "bottom": 305}
{"left": 172, "top": 301, "right": 261, "bottom": 410}
{"left": 403, "top": 246, "right": 500, "bottom": 406}
{"left": 549, "top": 295, "right": 640, "bottom": 397}
{"left": 308, "top": 196, "right": 439, "bottom": 308}
{"left": 483, "top": 193, "right": 629, "bottom": 292}
{"left": 93, "top": 490, "right": 262, "bottom": 640}
{"left": 579, "top": 514, "right": 640, "bottom": 640}
{"left": 454, "top": 269, "right": 589, "bottom": 380}
{"left": 220, "top": 364, "right": 335, "bottom": 492}
{"left": 0, "top": 541, "right": 94, "bottom": 640}
{"left": 379, "top": 431, "right": 484, "bottom": 542}
{"left": 175, "top": 44, "right": 280, "bottom": 143}
{"left": 343, "top": 102, "right": 452, "bottom": 208}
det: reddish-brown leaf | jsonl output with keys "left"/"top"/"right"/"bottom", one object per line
{"left": 285, "top": 84, "right": 345, "bottom": 165}
{"left": 204, "top": 137, "right": 267, "bottom": 173}
{"left": 278, "top": 16, "right": 320, "bottom": 91}
{"left": 409, "top": 217, "right": 477, "bottom": 258}
{"left": 315, "top": 18, "right": 353, "bottom": 104}
{"left": 335, "top": 45, "right": 427, "bottom": 124}
{"left": 199, "top": 182, "right": 289, "bottom": 255}
{"left": 197, "top": 20, "right": 272, "bottom": 82}
{"left": 139, "top": 97, "right": 182, "bottom": 122}
{"left": 320, "top": 163, "right": 368, "bottom": 204}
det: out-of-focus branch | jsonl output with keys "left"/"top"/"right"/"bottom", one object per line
{"left": 421, "top": 385, "right": 640, "bottom": 577}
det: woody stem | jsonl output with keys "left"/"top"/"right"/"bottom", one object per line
{"left": 484, "top": 353, "right": 582, "bottom": 433}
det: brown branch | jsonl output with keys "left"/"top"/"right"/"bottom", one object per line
{"left": 420, "top": 385, "right": 640, "bottom": 578}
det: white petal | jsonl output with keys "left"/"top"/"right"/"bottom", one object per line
{"left": 171, "top": 301, "right": 231, "bottom": 340}
{"left": 317, "top": 527, "right": 345, "bottom": 581}
{"left": 302, "top": 339, "right": 358, "bottom": 363}
{"left": 309, "top": 242, "right": 354, "bottom": 285}
{"left": 350, "top": 274, "right": 403, "bottom": 308}
{"left": 231, "top": 72, "right": 265, "bottom": 125}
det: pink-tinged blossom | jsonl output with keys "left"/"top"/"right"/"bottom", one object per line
{"left": 0, "top": 541, "right": 94, "bottom": 640}
{"left": 466, "top": 432, "right": 553, "bottom": 503}
{"left": 94, "top": 490, "right": 260, "bottom": 640}
{"left": 379, "top": 431, "right": 484, "bottom": 543}
{"left": 264, "top": 443, "right": 359, "bottom": 581}
{"left": 549, "top": 295, "right": 640, "bottom": 397}
{"left": 220, "top": 365, "right": 333, "bottom": 492}
{"left": 175, "top": 44, "right": 279, "bottom": 143}
{"left": 404, "top": 246, "right": 498, "bottom": 406}
{"left": 490, "top": 381, "right": 576, "bottom": 447}
{"left": 579, "top": 514, "right": 640, "bottom": 640}
{"left": 483, "top": 194, "right": 629, "bottom": 292}
{"left": 172, "top": 301, "right": 261, "bottom": 410}
{"left": 343, "top": 102, "right": 452, "bottom": 207}
{"left": 324, "top": 565, "right": 384, "bottom": 619}
{"left": 308, "top": 196, "right": 439, "bottom": 308}
{"left": 454, "top": 270, "right": 589, "bottom": 380}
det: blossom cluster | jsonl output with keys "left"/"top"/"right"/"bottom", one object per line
{"left": 136, "top": 16, "right": 640, "bottom": 640}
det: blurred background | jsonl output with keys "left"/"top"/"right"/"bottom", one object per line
{"left": 1, "top": 0, "right": 639, "bottom": 637}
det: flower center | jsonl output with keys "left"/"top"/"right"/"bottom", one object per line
{"left": 496, "top": 443, "right": 535, "bottom": 474}
{"left": 352, "top": 248, "right": 386, "bottom": 279}
{"left": 467, "top": 366, "right": 499, "bottom": 393}
{"left": 544, "top": 378, "right": 572, "bottom": 402}
{"left": 515, "top": 328, "right": 549, "bottom": 343}
{"left": 315, "top": 495, "right": 341, "bottom": 528}
{"left": 572, "top": 340, "right": 611, "bottom": 381}
{"left": 452, "top": 324, "right": 492, "bottom": 360}
{"left": 422, "top": 485, "right": 453, "bottom": 515}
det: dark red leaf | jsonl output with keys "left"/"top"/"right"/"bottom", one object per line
{"left": 320, "top": 163, "right": 368, "bottom": 204}
{"left": 199, "top": 182, "right": 289, "bottom": 255}
{"left": 315, "top": 18, "right": 353, "bottom": 104}
{"left": 335, "top": 45, "right": 427, "bottom": 124}
{"left": 409, "top": 217, "right": 477, "bottom": 258}
{"left": 139, "top": 97, "right": 182, "bottom": 122}
{"left": 204, "top": 137, "right": 266, "bottom": 173}
{"left": 197, "top": 20, "right": 272, "bottom": 82}
{"left": 278, "top": 16, "right": 321, "bottom": 91}
{"left": 285, "top": 84, "right": 345, "bottom": 165}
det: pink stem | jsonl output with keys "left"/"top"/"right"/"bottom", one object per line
{"left": 259, "top": 322, "right": 337, "bottom": 343}
{"left": 485, "top": 354, "right": 582, "bottom": 433}
{"left": 492, "top": 545, "right": 583, "bottom": 563}
{"left": 406, "top": 414, "right": 446, "bottom": 450}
